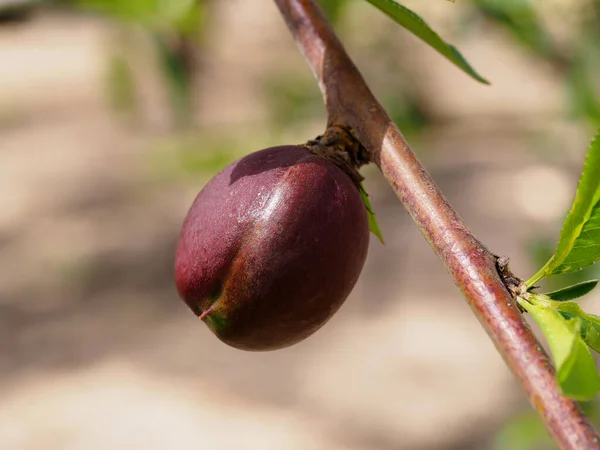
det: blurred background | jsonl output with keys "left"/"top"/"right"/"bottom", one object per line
{"left": 1, "top": 0, "right": 600, "bottom": 449}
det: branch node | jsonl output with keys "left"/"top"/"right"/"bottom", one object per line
{"left": 496, "top": 255, "right": 527, "bottom": 301}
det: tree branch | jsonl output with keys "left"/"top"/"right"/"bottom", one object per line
{"left": 273, "top": 0, "right": 600, "bottom": 448}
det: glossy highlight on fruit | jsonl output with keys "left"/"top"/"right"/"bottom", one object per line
{"left": 175, "top": 145, "right": 369, "bottom": 351}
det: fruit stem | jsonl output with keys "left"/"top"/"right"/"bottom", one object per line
{"left": 526, "top": 263, "right": 550, "bottom": 289}
{"left": 304, "top": 125, "right": 368, "bottom": 187}
{"left": 199, "top": 307, "right": 213, "bottom": 320}
{"left": 273, "top": 0, "right": 600, "bottom": 448}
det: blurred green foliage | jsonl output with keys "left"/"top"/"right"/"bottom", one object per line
{"left": 146, "top": 130, "right": 286, "bottom": 183}
{"left": 74, "top": 0, "right": 197, "bottom": 29}
{"left": 79, "top": 0, "right": 206, "bottom": 128}
{"left": 106, "top": 50, "right": 138, "bottom": 119}
{"left": 467, "top": 0, "right": 600, "bottom": 127}
{"left": 471, "top": 0, "right": 556, "bottom": 60}
{"left": 383, "top": 91, "right": 431, "bottom": 139}
{"left": 495, "top": 400, "right": 600, "bottom": 450}
{"left": 494, "top": 409, "right": 554, "bottom": 450}
{"left": 3, "top": 0, "right": 598, "bottom": 129}
{"left": 149, "top": 133, "right": 238, "bottom": 180}
{"left": 318, "top": 0, "right": 354, "bottom": 25}
{"left": 153, "top": 33, "right": 196, "bottom": 127}
{"left": 263, "top": 74, "right": 324, "bottom": 129}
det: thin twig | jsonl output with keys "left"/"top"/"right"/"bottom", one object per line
{"left": 273, "top": 0, "right": 600, "bottom": 448}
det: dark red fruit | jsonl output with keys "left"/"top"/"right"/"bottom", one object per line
{"left": 175, "top": 145, "right": 369, "bottom": 351}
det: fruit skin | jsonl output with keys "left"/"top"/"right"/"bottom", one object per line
{"left": 175, "top": 145, "right": 369, "bottom": 351}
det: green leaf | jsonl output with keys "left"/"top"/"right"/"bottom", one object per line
{"left": 561, "top": 317, "right": 600, "bottom": 400}
{"left": 584, "top": 323, "right": 600, "bottom": 354}
{"left": 518, "top": 298, "right": 600, "bottom": 400}
{"left": 364, "top": 0, "right": 489, "bottom": 84}
{"left": 360, "top": 183, "right": 384, "bottom": 244}
{"left": 530, "top": 294, "right": 600, "bottom": 354}
{"left": 528, "top": 130, "right": 600, "bottom": 285}
{"left": 546, "top": 280, "right": 599, "bottom": 301}
{"left": 553, "top": 301, "right": 600, "bottom": 355}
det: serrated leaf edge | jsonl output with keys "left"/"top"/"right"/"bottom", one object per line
{"left": 550, "top": 131, "right": 600, "bottom": 274}
{"left": 528, "top": 130, "right": 600, "bottom": 285}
